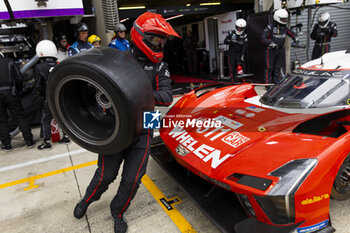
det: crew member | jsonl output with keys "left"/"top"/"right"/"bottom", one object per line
{"left": 73, "top": 12, "right": 179, "bottom": 233}
{"left": 109, "top": 23, "right": 130, "bottom": 51}
{"left": 261, "top": 9, "right": 299, "bottom": 84}
{"left": 224, "top": 18, "right": 247, "bottom": 82}
{"left": 311, "top": 12, "right": 337, "bottom": 59}
{"left": 88, "top": 34, "right": 102, "bottom": 48}
{"left": 0, "top": 56, "right": 34, "bottom": 151}
{"left": 68, "top": 23, "right": 93, "bottom": 56}
{"left": 34, "top": 40, "right": 58, "bottom": 150}
{"left": 54, "top": 33, "right": 69, "bottom": 62}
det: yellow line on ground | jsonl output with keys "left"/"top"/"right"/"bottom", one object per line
{"left": 0, "top": 160, "right": 97, "bottom": 190}
{"left": 142, "top": 174, "right": 197, "bottom": 233}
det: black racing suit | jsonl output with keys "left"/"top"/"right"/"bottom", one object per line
{"left": 81, "top": 47, "right": 173, "bottom": 219}
{"left": 0, "top": 57, "right": 33, "bottom": 145}
{"left": 261, "top": 22, "right": 297, "bottom": 84}
{"left": 68, "top": 39, "right": 93, "bottom": 56}
{"left": 224, "top": 30, "right": 247, "bottom": 82}
{"left": 310, "top": 22, "right": 337, "bottom": 60}
{"left": 34, "top": 58, "right": 57, "bottom": 141}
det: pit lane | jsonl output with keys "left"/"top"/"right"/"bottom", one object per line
{"left": 0, "top": 96, "right": 349, "bottom": 233}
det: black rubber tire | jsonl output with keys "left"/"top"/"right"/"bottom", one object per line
{"left": 331, "top": 155, "right": 350, "bottom": 201}
{"left": 47, "top": 47, "right": 154, "bottom": 154}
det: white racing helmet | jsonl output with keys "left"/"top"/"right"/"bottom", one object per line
{"left": 36, "top": 40, "right": 58, "bottom": 58}
{"left": 273, "top": 9, "right": 288, "bottom": 25}
{"left": 235, "top": 19, "right": 247, "bottom": 35}
{"left": 318, "top": 12, "right": 330, "bottom": 28}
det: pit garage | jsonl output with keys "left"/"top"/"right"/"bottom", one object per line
{"left": 1, "top": 1, "right": 350, "bottom": 233}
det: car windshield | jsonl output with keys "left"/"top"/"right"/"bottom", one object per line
{"left": 260, "top": 71, "right": 350, "bottom": 108}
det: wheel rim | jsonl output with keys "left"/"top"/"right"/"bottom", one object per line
{"left": 54, "top": 75, "right": 120, "bottom": 146}
{"left": 334, "top": 161, "right": 350, "bottom": 195}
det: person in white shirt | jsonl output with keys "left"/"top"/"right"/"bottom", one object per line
{"left": 54, "top": 33, "right": 69, "bottom": 63}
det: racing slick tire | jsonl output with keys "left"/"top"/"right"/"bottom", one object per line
{"left": 331, "top": 155, "right": 350, "bottom": 201}
{"left": 47, "top": 47, "right": 154, "bottom": 155}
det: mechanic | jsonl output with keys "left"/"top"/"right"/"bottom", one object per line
{"left": 109, "top": 23, "right": 130, "bottom": 51}
{"left": 54, "top": 33, "right": 69, "bottom": 62}
{"left": 0, "top": 56, "right": 34, "bottom": 152}
{"left": 88, "top": 34, "right": 102, "bottom": 47}
{"left": 68, "top": 22, "right": 93, "bottom": 56}
{"left": 73, "top": 12, "right": 178, "bottom": 233}
{"left": 34, "top": 40, "right": 58, "bottom": 150}
{"left": 52, "top": 33, "right": 71, "bottom": 144}
{"left": 224, "top": 18, "right": 247, "bottom": 82}
{"left": 261, "top": 9, "right": 299, "bottom": 84}
{"left": 310, "top": 12, "right": 337, "bottom": 60}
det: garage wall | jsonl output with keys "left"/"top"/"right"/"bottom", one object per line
{"left": 290, "top": 2, "right": 350, "bottom": 64}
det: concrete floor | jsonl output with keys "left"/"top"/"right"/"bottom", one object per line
{"left": 0, "top": 98, "right": 349, "bottom": 233}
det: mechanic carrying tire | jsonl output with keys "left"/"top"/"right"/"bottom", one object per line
{"left": 47, "top": 12, "right": 179, "bottom": 233}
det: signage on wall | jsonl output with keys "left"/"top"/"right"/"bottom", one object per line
{"left": 0, "top": 0, "right": 84, "bottom": 20}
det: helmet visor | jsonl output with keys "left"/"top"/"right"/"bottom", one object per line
{"left": 143, "top": 33, "right": 167, "bottom": 52}
{"left": 318, "top": 20, "right": 328, "bottom": 27}
{"left": 236, "top": 26, "right": 245, "bottom": 32}
{"left": 280, "top": 17, "right": 288, "bottom": 24}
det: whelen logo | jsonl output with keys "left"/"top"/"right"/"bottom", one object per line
{"left": 301, "top": 194, "right": 330, "bottom": 205}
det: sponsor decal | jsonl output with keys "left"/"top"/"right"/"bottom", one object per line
{"left": 294, "top": 69, "right": 343, "bottom": 77}
{"left": 221, "top": 132, "right": 250, "bottom": 148}
{"left": 245, "top": 106, "right": 265, "bottom": 113}
{"left": 297, "top": 220, "right": 328, "bottom": 233}
{"left": 168, "top": 125, "right": 234, "bottom": 169}
{"left": 176, "top": 144, "right": 190, "bottom": 157}
{"left": 246, "top": 113, "right": 255, "bottom": 118}
{"left": 144, "top": 66, "right": 154, "bottom": 71}
{"left": 301, "top": 194, "right": 329, "bottom": 205}
{"left": 215, "top": 115, "right": 243, "bottom": 129}
{"left": 235, "top": 109, "right": 246, "bottom": 115}
{"left": 143, "top": 110, "right": 161, "bottom": 129}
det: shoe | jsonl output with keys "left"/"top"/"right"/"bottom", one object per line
{"left": 73, "top": 199, "right": 90, "bottom": 219}
{"left": 26, "top": 139, "right": 35, "bottom": 149}
{"left": 37, "top": 141, "right": 52, "bottom": 150}
{"left": 58, "top": 136, "right": 71, "bottom": 144}
{"left": 1, "top": 144, "right": 13, "bottom": 152}
{"left": 114, "top": 215, "right": 127, "bottom": 233}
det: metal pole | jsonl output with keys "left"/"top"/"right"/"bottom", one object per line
{"left": 306, "top": 7, "right": 311, "bottom": 61}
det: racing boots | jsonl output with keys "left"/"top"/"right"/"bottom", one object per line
{"left": 26, "top": 139, "right": 35, "bottom": 149}
{"left": 73, "top": 199, "right": 91, "bottom": 219}
{"left": 113, "top": 215, "right": 127, "bottom": 233}
{"left": 1, "top": 144, "right": 13, "bottom": 152}
{"left": 58, "top": 135, "right": 71, "bottom": 144}
{"left": 37, "top": 141, "right": 52, "bottom": 150}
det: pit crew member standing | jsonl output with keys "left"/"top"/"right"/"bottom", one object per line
{"left": 68, "top": 23, "right": 93, "bottom": 56}
{"left": 34, "top": 40, "right": 58, "bottom": 150}
{"left": 261, "top": 9, "right": 298, "bottom": 84}
{"left": 311, "top": 12, "right": 337, "bottom": 60}
{"left": 224, "top": 18, "right": 247, "bottom": 82}
{"left": 73, "top": 12, "right": 179, "bottom": 233}
{"left": 109, "top": 23, "right": 130, "bottom": 51}
{"left": 54, "top": 33, "right": 69, "bottom": 62}
{"left": 0, "top": 56, "right": 34, "bottom": 152}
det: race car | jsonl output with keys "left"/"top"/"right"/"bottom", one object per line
{"left": 159, "top": 50, "right": 350, "bottom": 233}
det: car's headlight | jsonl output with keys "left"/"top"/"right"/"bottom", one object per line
{"left": 255, "top": 159, "right": 317, "bottom": 224}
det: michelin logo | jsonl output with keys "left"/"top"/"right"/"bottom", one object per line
{"left": 143, "top": 110, "right": 161, "bottom": 129}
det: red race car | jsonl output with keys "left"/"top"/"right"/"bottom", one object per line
{"left": 160, "top": 50, "right": 350, "bottom": 233}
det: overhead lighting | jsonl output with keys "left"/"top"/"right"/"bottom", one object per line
{"left": 165, "top": 14, "right": 184, "bottom": 21}
{"left": 119, "top": 6, "right": 146, "bottom": 10}
{"left": 199, "top": 2, "right": 221, "bottom": 6}
{"left": 186, "top": 3, "right": 191, "bottom": 6}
